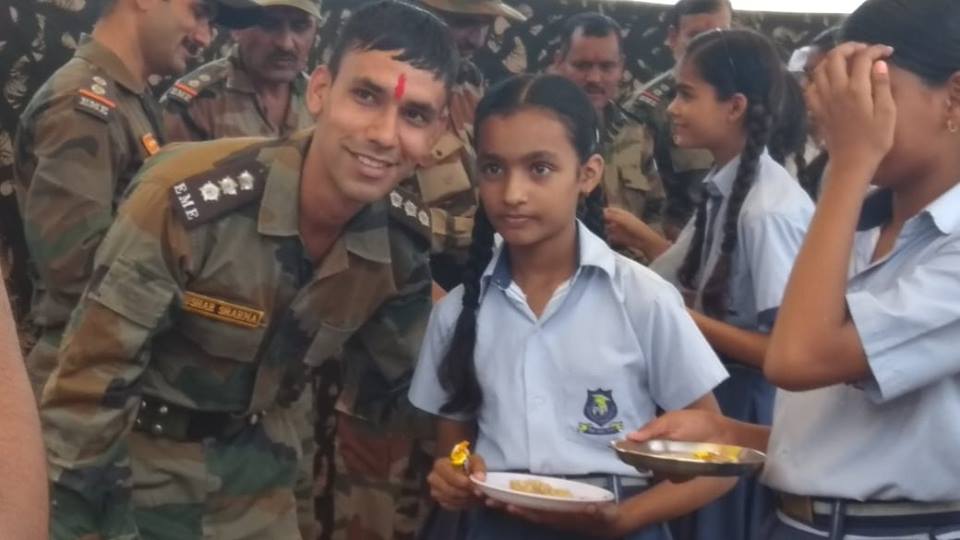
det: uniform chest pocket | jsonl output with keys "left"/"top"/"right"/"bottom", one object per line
{"left": 302, "top": 322, "right": 359, "bottom": 367}
{"left": 177, "top": 292, "right": 268, "bottom": 364}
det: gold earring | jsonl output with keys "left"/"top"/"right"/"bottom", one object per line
{"left": 949, "top": 120, "right": 959, "bottom": 134}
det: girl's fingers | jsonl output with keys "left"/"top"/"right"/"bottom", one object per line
{"left": 871, "top": 60, "right": 897, "bottom": 127}
{"left": 848, "top": 45, "right": 895, "bottom": 103}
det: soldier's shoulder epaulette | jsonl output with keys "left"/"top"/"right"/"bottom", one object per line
{"left": 163, "top": 58, "right": 229, "bottom": 106}
{"left": 168, "top": 156, "right": 268, "bottom": 229}
{"left": 72, "top": 72, "right": 119, "bottom": 122}
{"left": 387, "top": 185, "right": 433, "bottom": 244}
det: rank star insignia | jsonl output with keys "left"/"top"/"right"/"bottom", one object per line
{"left": 404, "top": 201, "right": 417, "bottom": 217}
{"left": 390, "top": 191, "right": 403, "bottom": 208}
{"left": 219, "top": 176, "right": 238, "bottom": 195}
{"left": 418, "top": 210, "right": 430, "bottom": 227}
{"left": 92, "top": 76, "right": 107, "bottom": 86}
{"left": 200, "top": 181, "right": 221, "bottom": 201}
{"left": 237, "top": 170, "right": 255, "bottom": 191}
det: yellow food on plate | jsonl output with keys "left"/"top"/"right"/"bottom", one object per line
{"left": 450, "top": 440, "right": 471, "bottom": 468}
{"left": 509, "top": 479, "right": 573, "bottom": 498}
{"left": 692, "top": 449, "right": 739, "bottom": 463}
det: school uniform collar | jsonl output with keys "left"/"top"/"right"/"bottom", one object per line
{"left": 480, "top": 221, "right": 617, "bottom": 294}
{"left": 75, "top": 34, "right": 146, "bottom": 94}
{"left": 703, "top": 150, "right": 771, "bottom": 198}
{"left": 858, "top": 182, "right": 960, "bottom": 235}
{"left": 255, "top": 128, "right": 392, "bottom": 264}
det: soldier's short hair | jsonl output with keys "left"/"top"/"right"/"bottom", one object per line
{"left": 556, "top": 12, "right": 624, "bottom": 60}
{"left": 328, "top": 1, "right": 459, "bottom": 90}
{"left": 666, "top": 0, "right": 733, "bottom": 30}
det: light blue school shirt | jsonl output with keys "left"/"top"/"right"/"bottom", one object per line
{"left": 764, "top": 184, "right": 960, "bottom": 502}
{"left": 651, "top": 152, "right": 813, "bottom": 332}
{"left": 409, "top": 222, "right": 728, "bottom": 476}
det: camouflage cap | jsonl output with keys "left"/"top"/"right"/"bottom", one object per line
{"left": 214, "top": 0, "right": 320, "bottom": 28}
{"left": 421, "top": 0, "right": 526, "bottom": 22}
{"left": 247, "top": 0, "right": 321, "bottom": 18}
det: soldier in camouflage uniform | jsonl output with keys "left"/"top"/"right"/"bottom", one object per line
{"left": 12, "top": 0, "right": 251, "bottom": 399}
{"left": 327, "top": 2, "right": 525, "bottom": 540}
{"left": 161, "top": 0, "right": 320, "bottom": 142}
{"left": 551, "top": 12, "right": 666, "bottom": 260}
{"left": 40, "top": 2, "right": 457, "bottom": 539}
{"left": 621, "top": 0, "right": 732, "bottom": 240}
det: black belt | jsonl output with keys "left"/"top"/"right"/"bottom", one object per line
{"left": 778, "top": 492, "right": 960, "bottom": 531}
{"left": 133, "top": 395, "right": 264, "bottom": 442}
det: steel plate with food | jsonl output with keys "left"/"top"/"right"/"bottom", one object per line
{"left": 611, "top": 439, "right": 765, "bottom": 478}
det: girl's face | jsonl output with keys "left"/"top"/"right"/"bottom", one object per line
{"left": 873, "top": 64, "right": 955, "bottom": 188}
{"left": 668, "top": 59, "right": 745, "bottom": 151}
{"left": 476, "top": 107, "right": 601, "bottom": 249}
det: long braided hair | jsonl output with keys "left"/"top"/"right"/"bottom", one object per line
{"left": 676, "top": 29, "right": 785, "bottom": 318}
{"left": 439, "top": 74, "right": 602, "bottom": 415}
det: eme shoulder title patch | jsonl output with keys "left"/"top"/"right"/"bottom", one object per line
{"left": 75, "top": 88, "right": 116, "bottom": 121}
{"left": 169, "top": 160, "right": 268, "bottom": 229}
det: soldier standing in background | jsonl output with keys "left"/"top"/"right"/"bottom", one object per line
{"left": 552, "top": 12, "right": 666, "bottom": 262}
{"left": 327, "top": 2, "right": 525, "bottom": 540}
{"left": 39, "top": 2, "right": 456, "bottom": 539}
{"left": 13, "top": 0, "right": 249, "bottom": 399}
{"left": 622, "top": 0, "right": 733, "bottom": 240}
{"left": 161, "top": 0, "right": 319, "bottom": 141}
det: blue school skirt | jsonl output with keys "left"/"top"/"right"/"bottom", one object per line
{"left": 692, "top": 363, "right": 776, "bottom": 540}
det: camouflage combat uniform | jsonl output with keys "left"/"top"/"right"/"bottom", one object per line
{"left": 160, "top": 45, "right": 314, "bottom": 142}
{"left": 624, "top": 70, "right": 713, "bottom": 237}
{"left": 13, "top": 36, "right": 165, "bottom": 399}
{"left": 325, "top": 59, "right": 483, "bottom": 540}
{"left": 600, "top": 100, "right": 666, "bottom": 247}
{"left": 41, "top": 130, "right": 433, "bottom": 540}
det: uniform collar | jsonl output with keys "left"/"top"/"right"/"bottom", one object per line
{"left": 255, "top": 129, "right": 392, "bottom": 263}
{"left": 75, "top": 34, "right": 146, "bottom": 94}
{"left": 858, "top": 182, "right": 960, "bottom": 235}
{"left": 481, "top": 221, "right": 616, "bottom": 293}
{"left": 703, "top": 150, "right": 772, "bottom": 198}
{"left": 227, "top": 46, "right": 308, "bottom": 96}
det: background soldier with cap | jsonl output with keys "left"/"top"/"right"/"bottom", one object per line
{"left": 551, "top": 12, "right": 666, "bottom": 262}
{"left": 622, "top": 0, "right": 732, "bottom": 240}
{"left": 161, "top": 0, "right": 320, "bottom": 141}
{"left": 327, "top": 3, "right": 525, "bottom": 540}
{"left": 39, "top": 2, "right": 457, "bottom": 539}
{"left": 12, "top": 0, "right": 247, "bottom": 399}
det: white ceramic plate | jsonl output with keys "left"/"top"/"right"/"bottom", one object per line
{"left": 470, "top": 472, "right": 614, "bottom": 512}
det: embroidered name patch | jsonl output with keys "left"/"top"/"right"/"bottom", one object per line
{"left": 182, "top": 291, "right": 265, "bottom": 328}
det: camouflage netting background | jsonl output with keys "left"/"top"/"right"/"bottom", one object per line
{"left": 0, "top": 0, "right": 839, "bottom": 323}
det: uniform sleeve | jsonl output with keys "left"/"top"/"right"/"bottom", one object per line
{"left": 18, "top": 94, "right": 122, "bottom": 324}
{"left": 848, "top": 241, "right": 960, "bottom": 403}
{"left": 649, "top": 217, "right": 694, "bottom": 288}
{"left": 407, "top": 286, "right": 473, "bottom": 422}
{"left": 40, "top": 179, "right": 189, "bottom": 532}
{"left": 634, "top": 276, "right": 728, "bottom": 411}
{"left": 741, "top": 209, "right": 810, "bottom": 330}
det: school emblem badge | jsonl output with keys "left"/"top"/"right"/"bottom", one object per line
{"left": 578, "top": 389, "right": 624, "bottom": 435}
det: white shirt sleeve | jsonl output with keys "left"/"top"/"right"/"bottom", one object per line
{"left": 408, "top": 286, "right": 475, "bottom": 421}
{"left": 624, "top": 271, "right": 729, "bottom": 411}
{"left": 847, "top": 241, "right": 960, "bottom": 403}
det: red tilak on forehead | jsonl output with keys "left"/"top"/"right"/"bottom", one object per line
{"left": 394, "top": 74, "right": 407, "bottom": 101}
